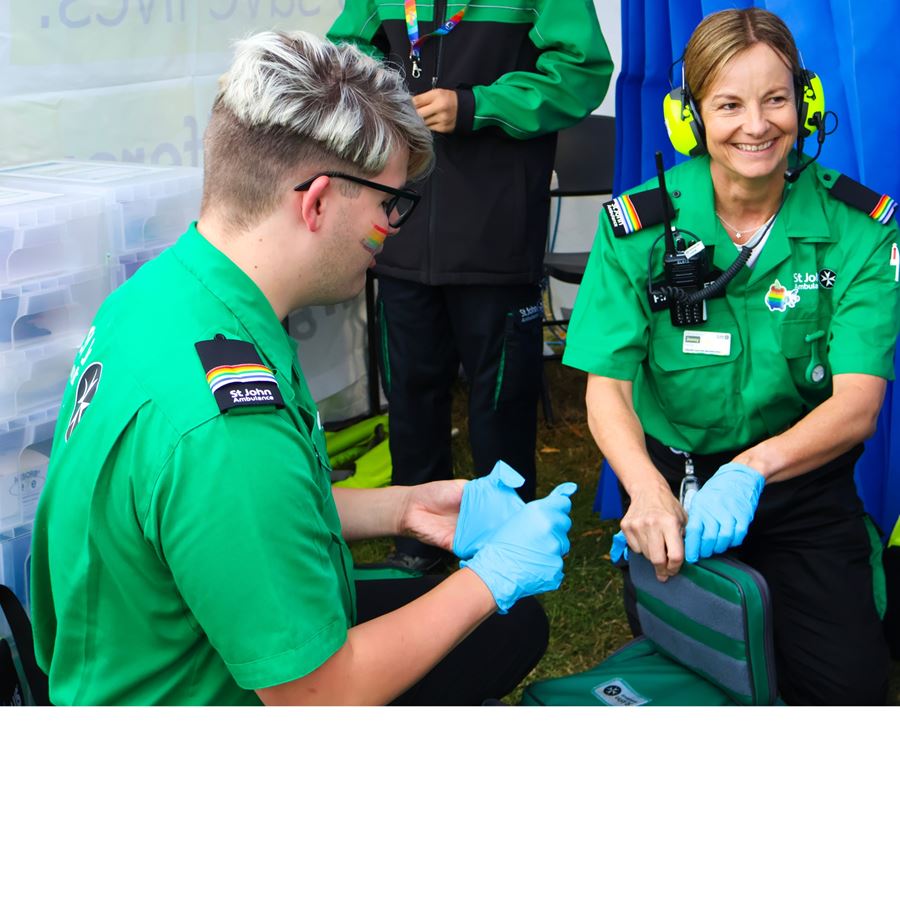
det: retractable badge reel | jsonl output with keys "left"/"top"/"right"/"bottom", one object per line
{"left": 670, "top": 448, "right": 699, "bottom": 512}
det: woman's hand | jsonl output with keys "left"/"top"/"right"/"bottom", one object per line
{"left": 619, "top": 479, "right": 687, "bottom": 581}
{"left": 585, "top": 375, "right": 688, "bottom": 581}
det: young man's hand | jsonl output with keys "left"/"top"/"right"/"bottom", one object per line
{"left": 453, "top": 460, "right": 526, "bottom": 559}
{"left": 398, "top": 479, "right": 466, "bottom": 551}
{"left": 462, "top": 482, "right": 577, "bottom": 612}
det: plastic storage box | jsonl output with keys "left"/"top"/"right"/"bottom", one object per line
{"left": 1, "top": 266, "right": 109, "bottom": 351}
{"left": 109, "top": 243, "right": 168, "bottom": 290}
{"left": 0, "top": 160, "right": 202, "bottom": 254}
{"left": 0, "top": 336, "right": 79, "bottom": 420}
{"left": 0, "top": 525, "right": 33, "bottom": 614}
{"left": 0, "top": 407, "right": 57, "bottom": 531}
{"left": 0, "top": 185, "right": 108, "bottom": 285}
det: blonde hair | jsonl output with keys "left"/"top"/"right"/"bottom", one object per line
{"left": 684, "top": 8, "right": 801, "bottom": 106}
{"left": 202, "top": 30, "right": 433, "bottom": 230}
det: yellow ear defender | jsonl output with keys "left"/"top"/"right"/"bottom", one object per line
{"left": 663, "top": 84, "right": 705, "bottom": 157}
{"left": 662, "top": 65, "right": 826, "bottom": 156}
{"left": 797, "top": 71, "right": 825, "bottom": 137}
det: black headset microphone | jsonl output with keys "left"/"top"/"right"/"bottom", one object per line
{"left": 784, "top": 108, "right": 830, "bottom": 182}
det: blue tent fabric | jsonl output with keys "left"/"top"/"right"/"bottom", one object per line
{"left": 596, "top": 0, "right": 900, "bottom": 532}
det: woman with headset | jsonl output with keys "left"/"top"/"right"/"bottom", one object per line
{"left": 563, "top": 7, "right": 899, "bottom": 705}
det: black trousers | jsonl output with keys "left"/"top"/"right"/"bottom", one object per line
{"left": 355, "top": 575, "right": 549, "bottom": 705}
{"left": 376, "top": 276, "right": 543, "bottom": 558}
{"left": 623, "top": 438, "right": 890, "bottom": 705}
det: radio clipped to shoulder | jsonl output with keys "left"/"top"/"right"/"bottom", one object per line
{"left": 648, "top": 152, "right": 723, "bottom": 327}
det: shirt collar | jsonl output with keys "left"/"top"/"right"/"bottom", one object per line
{"left": 678, "top": 156, "right": 832, "bottom": 280}
{"left": 172, "top": 223, "right": 300, "bottom": 390}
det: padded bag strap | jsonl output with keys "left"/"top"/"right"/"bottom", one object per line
{"left": 0, "top": 585, "right": 50, "bottom": 706}
{"left": 629, "top": 554, "right": 777, "bottom": 704}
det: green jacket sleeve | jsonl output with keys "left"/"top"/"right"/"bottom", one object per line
{"left": 472, "top": 0, "right": 613, "bottom": 139}
{"left": 327, "top": 0, "right": 386, "bottom": 59}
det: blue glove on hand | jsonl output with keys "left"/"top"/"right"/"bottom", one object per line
{"left": 452, "top": 460, "right": 526, "bottom": 560}
{"left": 683, "top": 463, "right": 765, "bottom": 564}
{"left": 461, "top": 482, "right": 577, "bottom": 613}
{"left": 610, "top": 530, "right": 629, "bottom": 563}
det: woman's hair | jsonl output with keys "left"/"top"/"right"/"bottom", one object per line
{"left": 201, "top": 29, "right": 433, "bottom": 231}
{"left": 684, "top": 8, "right": 801, "bottom": 106}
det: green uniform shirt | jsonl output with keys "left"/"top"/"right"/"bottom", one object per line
{"left": 563, "top": 157, "right": 900, "bottom": 454}
{"left": 30, "top": 225, "right": 356, "bottom": 705}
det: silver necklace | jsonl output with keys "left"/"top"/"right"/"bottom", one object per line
{"left": 715, "top": 209, "right": 775, "bottom": 239}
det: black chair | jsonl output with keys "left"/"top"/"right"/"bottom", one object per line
{"left": 1, "top": 584, "right": 50, "bottom": 706}
{"left": 544, "top": 113, "right": 616, "bottom": 286}
{"left": 541, "top": 114, "right": 616, "bottom": 423}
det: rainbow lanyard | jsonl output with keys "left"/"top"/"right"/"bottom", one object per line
{"left": 404, "top": 0, "right": 468, "bottom": 78}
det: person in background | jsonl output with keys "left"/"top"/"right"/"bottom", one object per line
{"left": 564, "top": 7, "right": 899, "bottom": 704}
{"left": 328, "top": 0, "right": 611, "bottom": 572}
{"left": 29, "top": 30, "right": 575, "bottom": 706}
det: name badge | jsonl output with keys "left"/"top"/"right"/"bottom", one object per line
{"left": 682, "top": 330, "right": 731, "bottom": 356}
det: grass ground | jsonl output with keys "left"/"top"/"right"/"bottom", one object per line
{"left": 350, "top": 354, "right": 900, "bottom": 705}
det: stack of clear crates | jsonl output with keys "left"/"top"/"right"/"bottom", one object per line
{"left": 0, "top": 160, "right": 202, "bottom": 611}
{"left": 0, "top": 160, "right": 203, "bottom": 288}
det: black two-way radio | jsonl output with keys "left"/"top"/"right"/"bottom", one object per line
{"left": 647, "top": 151, "right": 789, "bottom": 327}
{"left": 648, "top": 152, "right": 713, "bottom": 326}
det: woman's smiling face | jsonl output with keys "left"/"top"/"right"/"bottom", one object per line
{"left": 699, "top": 41, "right": 799, "bottom": 186}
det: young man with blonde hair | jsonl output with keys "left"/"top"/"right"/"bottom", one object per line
{"left": 31, "top": 30, "right": 575, "bottom": 706}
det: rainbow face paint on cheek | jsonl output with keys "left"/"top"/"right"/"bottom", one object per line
{"left": 363, "top": 223, "right": 389, "bottom": 253}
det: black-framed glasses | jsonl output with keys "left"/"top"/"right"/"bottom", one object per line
{"left": 294, "top": 171, "right": 421, "bottom": 228}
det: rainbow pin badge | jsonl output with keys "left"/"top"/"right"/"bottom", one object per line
{"left": 765, "top": 278, "right": 801, "bottom": 313}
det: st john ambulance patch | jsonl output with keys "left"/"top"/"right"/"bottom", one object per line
{"left": 195, "top": 335, "right": 284, "bottom": 413}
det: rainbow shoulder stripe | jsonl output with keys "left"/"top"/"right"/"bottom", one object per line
{"left": 607, "top": 195, "right": 641, "bottom": 234}
{"left": 870, "top": 193, "right": 898, "bottom": 225}
{"left": 603, "top": 187, "right": 671, "bottom": 238}
{"left": 206, "top": 363, "right": 277, "bottom": 393}
{"left": 828, "top": 172, "right": 897, "bottom": 226}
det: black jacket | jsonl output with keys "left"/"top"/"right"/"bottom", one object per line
{"left": 328, "top": 0, "right": 612, "bottom": 285}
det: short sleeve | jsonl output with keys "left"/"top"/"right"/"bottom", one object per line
{"left": 828, "top": 222, "right": 900, "bottom": 379}
{"left": 146, "top": 410, "right": 351, "bottom": 690}
{"left": 562, "top": 213, "right": 650, "bottom": 380}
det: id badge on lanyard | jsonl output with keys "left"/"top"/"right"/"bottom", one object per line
{"left": 404, "top": 0, "right": 468, "bottom": 78}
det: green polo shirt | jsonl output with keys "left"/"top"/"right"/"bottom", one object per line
{"left": 30, "top": 224, "right": 356, "bottom": 705}
{"left": 564, "top": 157, "right": 900, "bottom": 453}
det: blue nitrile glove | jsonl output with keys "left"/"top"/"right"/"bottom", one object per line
{"left": 452, "top": 460, "right": 526, "bottom": 560}
{"left": 461, "top": 482, "right": 577, "bottom": 613}
{"left": 610, "top": 530, "right": 629, "bottom": 563}
{"left": 683, "top": 463, "right": 765, "bottom": 563}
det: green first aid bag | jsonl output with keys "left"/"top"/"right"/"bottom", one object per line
{"left": 522, "top": 553, "right": 778, "bottom": 706}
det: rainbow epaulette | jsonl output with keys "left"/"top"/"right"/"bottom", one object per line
{"left": 604, "top": 187, "right": 674, "bottom": 238}
{"left": 828, "top": 174, "right": 897, "bottom": 225}
{"left": 195, "top": 334, "right": 284, "bottom": 413}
